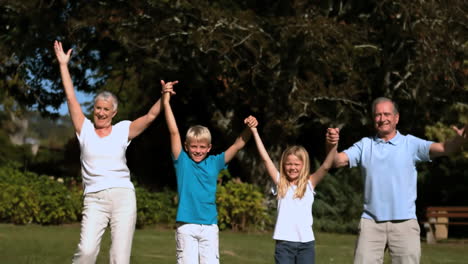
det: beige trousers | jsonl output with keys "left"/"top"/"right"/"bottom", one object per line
{"left": 354, "top": 218, "right": 420, "bottom": 264}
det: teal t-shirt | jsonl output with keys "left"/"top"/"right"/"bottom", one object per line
{"left": 173, "top": 151, "right": 226, "bottom": 224}
{"left": 343, "top": 131, "right": 433, "bottom": 221}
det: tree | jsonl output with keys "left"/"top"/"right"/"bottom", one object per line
{"left": 0, "top": 0, "right": 466, "bottom": 208}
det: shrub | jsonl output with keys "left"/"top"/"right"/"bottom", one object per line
{"left": 32, "top": 175, "right": 82, "bottom": 224}
{"left": 217, "top": 179, "right": 272, "bottom": 231}
{"left": 0, "top": 183, "right": 39, "bottom": 224}
{"left": 0, "top": 165, "right": 82, "bottom": 225}
{"left": 313, "top": 164, "right": 363, "bottom": 233}
{"left": 135, "top": 187, "right": 177, "bottom": 228}
{"left": 0, "top": 165, "right": 275, "bottom": 230}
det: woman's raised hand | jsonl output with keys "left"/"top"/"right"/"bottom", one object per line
{"left": 54, "top": 40, "right": 72, "bottom": 65}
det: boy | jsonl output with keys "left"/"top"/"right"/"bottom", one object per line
{"left": 161, "top": 80, "right": 257, "bottom": 264}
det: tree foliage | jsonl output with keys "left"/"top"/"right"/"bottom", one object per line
{"left": 1, "top": 0, "right": 466, "bottom": 229}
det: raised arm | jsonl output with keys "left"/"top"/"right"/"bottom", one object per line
{"left": 54, "top": 40, "right": 85, "bottom": 134}
{"left": 162, "top": 80, "right": 182, "bottom": 159}
{"left": 310, "top": 140, "right": 338, "bottom": 187}
{"left": 429, "top": 124, "right": 467, "bottom": 159}
{"left": 248, "top": 119, "right": 280, "bottom": 185}
{"left": 326, "top": 127, "right": 349, "bottom": 168}
{"left": 224, "top": 116, "right": 256, "bottom": 164}
{"left": 128, "top": 82, "right": 176, "bottom": 140}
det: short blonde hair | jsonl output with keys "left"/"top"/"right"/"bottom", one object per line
{"left": 185, "top": 125, "right": 212, "bottom": 144}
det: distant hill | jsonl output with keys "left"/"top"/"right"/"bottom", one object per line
{"left": 3, "top": 111, "right": 75, "bottom": 151}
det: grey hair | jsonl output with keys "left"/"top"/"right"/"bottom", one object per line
{"left": 371, "top": 97, "right": 399, "bottom": 115}
{"left": 94, "top": 91, "right": 118, "bottom": 111}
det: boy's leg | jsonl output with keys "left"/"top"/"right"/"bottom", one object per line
{"left": 72, "top": 191, "right": 111, "bottom": 264}
{"left": 354, "top": 218, "right": 387, "bottom": 264}
{"left": 387, "top": 219, "right": 420, "bottom": 264}
{"left": 176, "top": 224, "right": 201, "bottom": 264}
{"left": 296, "top": 240, "right": 315, "bottom": 264}
{"left": 274, "top": 240, "right": 296, "bottom": 264}
{"left": 109, "top": 188, "right": 137, "bottom": 264}
{"left": 198, "top": 224, "right": 219, "bottom": 264}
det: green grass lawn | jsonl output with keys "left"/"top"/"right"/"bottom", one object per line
{"left": 0, "top": 223, "right": 466, "bottom": 263}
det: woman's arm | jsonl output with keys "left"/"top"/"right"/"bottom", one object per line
{"left": 128, "top": 82, "right": 176, "bottom": 140}
{"left": 54, "top": 40, "right": 85, "bottom": 134}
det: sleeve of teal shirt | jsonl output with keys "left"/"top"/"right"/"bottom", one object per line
{"left": 217, "top": 152, "right": 228, "bottom": 171}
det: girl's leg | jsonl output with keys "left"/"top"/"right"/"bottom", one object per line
{"left": 275, "top": 240, "right": 296, "bottom": 264}
{"left": 296, "top": 241, "right": 315, "bottom": 264}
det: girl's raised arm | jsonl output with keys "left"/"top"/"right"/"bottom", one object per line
{"left": 247, "top": 117, "right": 279, "bottom": 184}
{"left": 310, "top": 141, "right": 337, "bottom": 187}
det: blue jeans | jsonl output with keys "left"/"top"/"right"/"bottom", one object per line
{"left": 275, "top": 240, "right": 315, "bottom": 264}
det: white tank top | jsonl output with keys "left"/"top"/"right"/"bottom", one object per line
{"left": 273, "top": 180, "right": 315, "bottom": 242}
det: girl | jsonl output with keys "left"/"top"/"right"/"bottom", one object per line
{"left": 246, "top": 119, "right": 337, "bottom": 264}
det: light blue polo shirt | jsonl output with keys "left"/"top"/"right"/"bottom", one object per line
{"left": 173, "top": 151, "right": 227, "bottom": 225}
{"left": 343, "top": 131, "right": 433, "bottom": 221}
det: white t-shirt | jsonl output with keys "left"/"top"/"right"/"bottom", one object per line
{"left": 77, "top": 118, "right": 134, "bottom": 194}
{"left": 273, "top": 179, "right": 315, "bottom": 243}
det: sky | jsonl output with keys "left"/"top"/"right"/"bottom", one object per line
{"left": 52, "top": 91, "right": 94, "bottom": 116}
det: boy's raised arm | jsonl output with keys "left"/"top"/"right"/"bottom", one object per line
{"left": 224, "top": 116, "right": 257, "bottom": 164}
{"left": 162, "top": 80, "right": 182, "bottom": 159}
{"left": 248, "top": 118, "right": 280, "bottom": 185}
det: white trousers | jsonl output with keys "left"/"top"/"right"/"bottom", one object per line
{"left": 72, "top": 188, "right": 137, "bottom": 264}
{"left": 175, "top": 223, "right": 219, "bottom": 264}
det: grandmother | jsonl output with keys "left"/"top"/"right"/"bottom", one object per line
{"left": 54, "top": 40, "right": 174, "bottom": 264}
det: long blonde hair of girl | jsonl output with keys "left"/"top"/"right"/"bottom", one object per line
{"left": 277, "top": 145, "right": 311, "bottom": 199}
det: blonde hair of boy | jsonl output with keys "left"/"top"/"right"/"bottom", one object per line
{"left": 277, "top": 145, "right": 311, "bottom": 199}
{"left": 185, "top": 125, "right": 212, "bottom": 144}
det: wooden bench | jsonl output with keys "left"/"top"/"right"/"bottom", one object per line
{"left": 424, "top": 206, "right": 468, "bottom": 244}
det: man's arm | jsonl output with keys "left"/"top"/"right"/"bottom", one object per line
{"left": 326, "top": 127, "right": 350, "bottom": 168}
{"left": 162, "top": 80, "right": 182, "bottom": 159}
{"left": 429, "top": 124, "right": 467, "bottom": 159}
{"left": 224, "top": 116, "right": 257, "bottom": 164}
